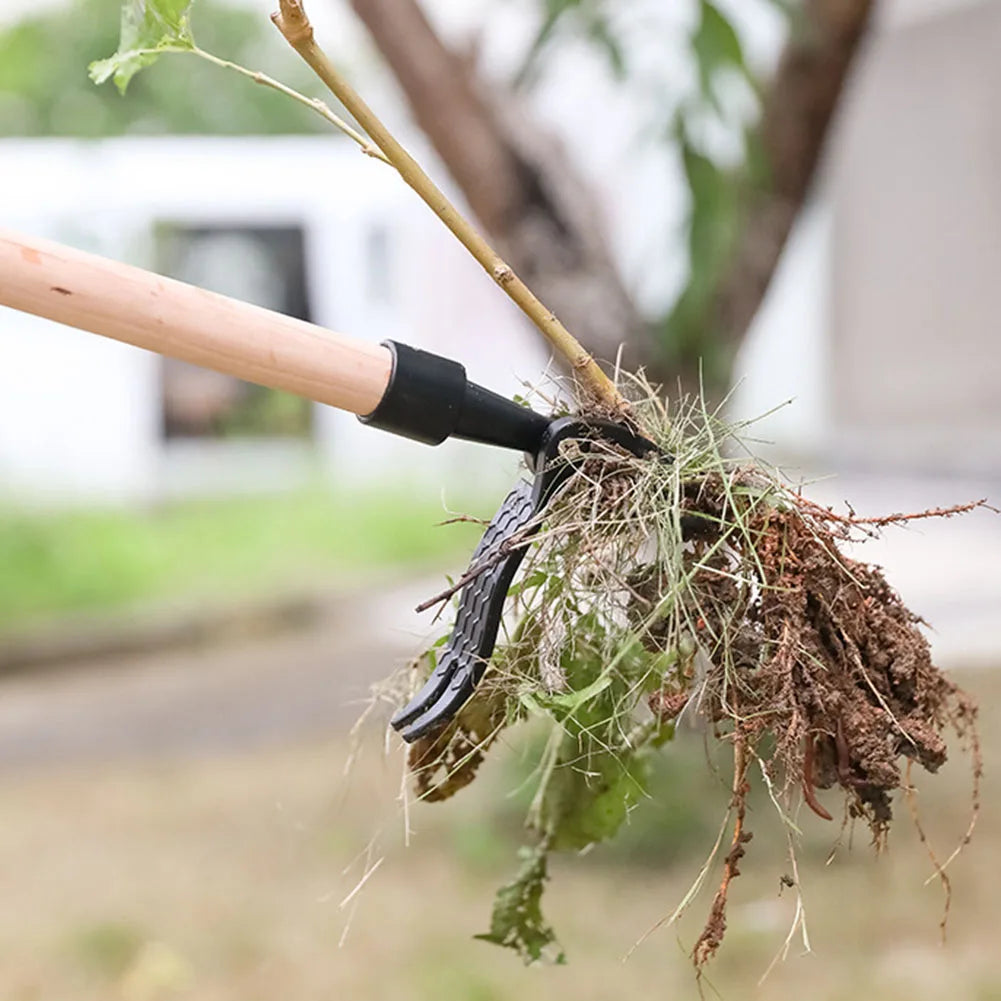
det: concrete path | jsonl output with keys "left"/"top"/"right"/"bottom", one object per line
{"left": 0, "top": 471, "right": 996, "bottom": 767}
{"left": 0, "top": 577, "right": 441, "bottom": 767}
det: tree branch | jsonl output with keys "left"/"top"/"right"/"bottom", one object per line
{"left": 271, "top": 0, "right": 626, "bottom": 411}
{"left": 191, "top": 47, "right": 391, "bottom": 164}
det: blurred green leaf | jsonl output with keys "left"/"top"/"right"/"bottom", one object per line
{"left": 89, "top": 0, "right": 195, "bottom": 94}
{"left": 475, "top": 844, "right": 564, "bottom": 965}
{"left": 585, "top": 12, "right": 625, "bottom": 79}
{"left": 514, "top": 0, "right": 624, "bottom": 89}
{"left": 67, "top": 921, "right": 146, "bottom": 981}
{"left": 543, "top": 745, "right": 648, "bottom": 851}
{"left": 682, "top": 135, "right": 741, "bottom": 281}
{"left": 508, "top": 0, "right": 783, "bottom": 392}
{"left": 658, "top": 122, "right": 744, "bottom": 383}
{"left": 692, "top": 0, "right": 747, "bottom": 110}
{"left": 0, "top": 0, "right": 326, "bottom": 137}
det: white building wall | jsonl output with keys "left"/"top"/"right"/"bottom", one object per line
{"left": 0, "top": 308, "right": 159, "bottom": 501}
{"left": 729, "top": 203, "right": 832, "bottom": 459}
{"left": 725, "top": 1, "right": 1001, "bottom": 475}
{"left": 827, "top": 0, "right": 1001, "bottom": 474}
{"left": 0, "top": 137, "right": 546, "bottom": 503}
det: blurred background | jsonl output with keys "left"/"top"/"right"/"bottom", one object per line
{"left": 1, "top": 0, "right": 1000, "bottom": 997}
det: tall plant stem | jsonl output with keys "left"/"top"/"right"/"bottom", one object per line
{"left": 271, "top": 0, "right": 625, "bottom": 411}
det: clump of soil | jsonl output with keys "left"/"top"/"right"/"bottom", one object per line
{"left": 648, "top": 470, "right": 983, "bottom": 964}
{"left": 670, "top": 472, "right": 978, "bottom": 835}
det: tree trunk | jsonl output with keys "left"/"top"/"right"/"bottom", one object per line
{"left": 715, "top": 0, "right": 875, "bottom": 357}
{"left": 349, "top": 0, "right": 873, "bottom": 394}
{"left": 348, "top": 0, "right": 643, "bottom": 370}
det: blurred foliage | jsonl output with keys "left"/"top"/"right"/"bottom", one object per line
{"left": 475, "top": 844, "right": 565, "bottom": 964}
{"left": 515, "top": 0, "right": 790, "bottom": 385}
{"left": 470, "top": 615, "right": 678, "bottom": 962}
{"left": 0, "top": 0, "right": 327, "bottom": 136}
{"left": 482, "top": 724, "right": 728, "bottom": 871}
{"left": 513, "top": 0, "right": 627, "bottom": 89}
{"left": 0, "top": 488, "right": 481, "bottom": 630}
{"left": 66, "top": 921, "right": 145, "bottom": 982}
{"left": 661, "top": 128, "right": 746, "bottom": 383}
{"left": 1, "top": 0, "right": 793, "bottom": 380}
{"left": 213, "top": 386, "right": 312, "bottom": 438}
{"left": 589, "top": 732, "right": 730, "bottom": 866}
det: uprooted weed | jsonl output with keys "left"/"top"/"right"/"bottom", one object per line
{"left": 387, "top": 386, "right": 985, "bottom": 969}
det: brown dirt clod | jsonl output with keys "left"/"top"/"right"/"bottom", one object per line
{"left": 669, "top": 471, "right": 980, "bottom": 964}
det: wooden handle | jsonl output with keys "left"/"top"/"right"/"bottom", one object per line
{"left": 0, "top": 228, "right": 392, "bottom": 417}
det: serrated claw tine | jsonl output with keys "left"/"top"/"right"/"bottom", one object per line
{"left": 391, "top": 478, "right": 536, "bottom": 742}
{"left": 396, "top": 665, "right": 479, "bottom": 742}
{"left": 390, "top": 651, "right": 459, "bottom": 730}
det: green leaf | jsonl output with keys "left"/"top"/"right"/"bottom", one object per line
{"left": 681, "top": 137, "right": 740, "bottom": 274}
{"left": 518, "top": 691, "right": 547, "bottom": 717}
{"left": 89, "top": 0, "right": 195, "bottom": 94}
{"left": 691, "top": 0, "right": 747, "bottom": 110}
{"left": 475, "top": 844, "right": 565, "bottom": 965}
{"left": 657, "top": 123, "right": 743, "bottom": 382}
{"left": 542, "top": 743, "right": 649, "bottom": 851}
{"left": 545, "top": 673, "right": 612, "bottom": 712}
{"left": 505, "top": 569, "right": 548, "bottom": 599}
{"left": 514, "top": 0, "right": 625, "bottom": 90}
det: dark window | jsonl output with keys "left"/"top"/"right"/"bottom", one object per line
{"left": 157, "top": 224, "right": 313, "bottom": 439}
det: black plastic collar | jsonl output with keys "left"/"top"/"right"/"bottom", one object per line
{"left": 359, "top": 340, "right": 550, "bottom": 454}
{"left": 359, "top": 341, "right": 466, "bottom": 446}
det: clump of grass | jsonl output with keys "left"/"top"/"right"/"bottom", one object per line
{"left": 392, "top": 381, "right": 985, "bottom": 969}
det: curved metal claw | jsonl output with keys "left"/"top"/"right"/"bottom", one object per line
{"left": 391, "top": 417, "right": 661, "bottom": 742}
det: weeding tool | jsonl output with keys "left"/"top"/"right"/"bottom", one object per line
{"left": 0, "top": 228, "right": 657, "bottom": 740}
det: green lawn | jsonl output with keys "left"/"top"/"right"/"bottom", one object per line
{"left": 0, "top": 487, "right": 483, "bottom": 630}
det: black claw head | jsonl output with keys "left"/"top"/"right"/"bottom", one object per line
{"left": 390, "top": 417, "right": 664, "bottom": 743}
{"left": 531, "top": 416, "right": 659, "bottom": 472}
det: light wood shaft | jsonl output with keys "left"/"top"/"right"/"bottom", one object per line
{"left": 0, "top": 228, "right": 392, "bottom": 417}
